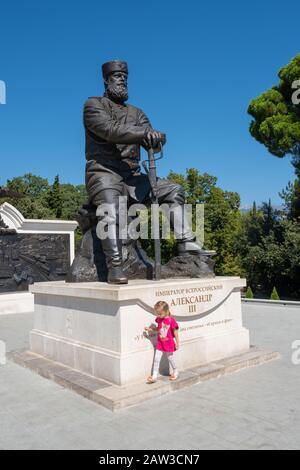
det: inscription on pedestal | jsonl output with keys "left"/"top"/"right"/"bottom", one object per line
{"left": 154, "top": 282, "right": 229, "bottom": 317}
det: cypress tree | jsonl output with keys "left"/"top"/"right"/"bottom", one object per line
{"left": 47, "top": 175, "right": 63, "bottom": 218}
{"left": 270, "top": 287, "right": 280, "bottom": 300}
{"left": 245, "top": 286, "right": 254, "bottom": 298}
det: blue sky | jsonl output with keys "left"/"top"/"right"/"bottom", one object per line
{"left": 0, "top": 0, "right": 299, "bottom": 206}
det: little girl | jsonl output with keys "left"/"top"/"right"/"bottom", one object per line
{"left": 144, "top": 300, "right": 179, "bottom": 383}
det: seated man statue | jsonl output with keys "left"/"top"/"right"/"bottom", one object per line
{"left": 84, "top": 60, "right": 206, "bottom": 284}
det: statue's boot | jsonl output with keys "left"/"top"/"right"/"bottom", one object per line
{"left": 100, "top": 226, "right": 128, "bottom": 285}
{"left": 169, "top": 204, "right": 216, "bottom": 257}
{"left": 178, "top": 240, "right": 216, "bottom": 257}
{"left": 107, "top": 262, "right": 128, "bottom": 284}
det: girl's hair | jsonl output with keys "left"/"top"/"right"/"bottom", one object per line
{"left": 154, "top": 301, "right": 171, "bottom": 316}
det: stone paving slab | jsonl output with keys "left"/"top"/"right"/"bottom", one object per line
{"left": 1, "top": 305, "right": 299, "bottom": 449}
{"left": 9, "top": 346, "right": 280, "bottom": 411}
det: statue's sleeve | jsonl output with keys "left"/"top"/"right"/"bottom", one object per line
{"left": 137, "top": 108, "right": 162, "bottom": 153}
{"left": 136, "top": 108, "right": 152, "bottom": 131}
{"left": 84, "top": 98, "right": 146, "bottom": 144}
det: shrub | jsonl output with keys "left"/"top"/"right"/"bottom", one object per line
{"left": 245, "top": 286, "right": 254, "bottom": 299}
{"left": 270, "top": 287, "right": 280, "bottom": 300}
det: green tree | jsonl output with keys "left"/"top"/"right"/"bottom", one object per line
{"left": 168, "top": 169, "right": 217, "bottom": 205}
{"left": 204, "top": 187, "right": 242, "bottom": 275}
{"left": 6, "top": 173, "right": 49, "bottom": 198}
{"left": 47, "top": 175, "right": 63, "bottom": 218}
{"left": 248, "top": 54, "right": 300, "bottom": 220}
{"left": 0, "top": 173, "right": 88, "bottom": 222}
{"left": 270, "top": 287, "right": 280, "bottom": 300}
{"left": 248, "top": 53, "right": 300, "bottom": 172}
{"left": 245, "top": 286, "right": 254, "bottom": 298}
{"left": 60, "top": 184, "right": 87, "bottom": 220}
{"left": 239, "top": 202, "right": 264, "bottom": 247}
{"left": 279, "top": 179, "right": 300, "bottom": 221}
{"left": 0, "top": 173, "right": 54, "bottom": 219}
{"left": 149, "top": 168, "right": 242, "bottom": 275}
{"left": 241, "top": 212, "right": 300, "bottom": 298}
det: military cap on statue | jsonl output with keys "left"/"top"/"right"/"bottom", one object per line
{"left": 102, "top": 60, "right": 128, "bottom": 78}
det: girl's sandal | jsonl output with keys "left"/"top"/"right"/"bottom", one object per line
{"left": 169, "top": 373, "right": 179, "bottom": 381}
{"left": 146, "top": 376, "right": 157, "bottom": 384}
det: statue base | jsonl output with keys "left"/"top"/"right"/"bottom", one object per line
{"left": 28, "top": 277, "right": 250, "bottom": 386}
{"left": 67, "top": 228, "right": 215, "bottom": 282}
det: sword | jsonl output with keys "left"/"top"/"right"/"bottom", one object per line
{"left": 142, "top": 143, "right": 164, "bottom": 281}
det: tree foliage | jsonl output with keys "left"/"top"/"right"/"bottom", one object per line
{"left": 0, "top": 173, "right": 87, "bottom": 220}
{"left": 245, "top": 286, "right": 254, "bottom": 299}
{"left": 270, "top": 287, "right": 280, "bottom": 300}
{"left": 47, "top": 175, "right": 63, "bottom": 218}
{"left": 240, "top": 206, "right": 300, "bottom": 299}
{"left": 246, "top": 54, "right": 300, "bottom": 298}
{"left": 142, "top": 168, "right": 242, "bottom": 275}
{"left": 248, "top": 53, "right": 300, "bottom": 171}
{"left": 248, "top": 54, "right": 300, "bottom": 222}
{"left": 279, "top": 179, "right": 300, "bottom": 221}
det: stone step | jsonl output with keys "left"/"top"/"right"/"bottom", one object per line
{"left": 8, "top": 346, "right": 280, "bottom": 412}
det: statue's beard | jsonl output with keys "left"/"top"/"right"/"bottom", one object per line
{"left": 106, "top": 83, "right": 128, "bottom": 103}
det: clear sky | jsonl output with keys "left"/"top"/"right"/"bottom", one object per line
{"left": 0, "top": 0, "right": 299, "bottom": 206}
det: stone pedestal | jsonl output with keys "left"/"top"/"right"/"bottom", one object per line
{"left": 29, "top": 277, "right": 249, "bottom": 386}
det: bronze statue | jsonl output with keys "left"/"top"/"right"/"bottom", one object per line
{"left": 81, "top": 60, "right": 212, "bottom": 284}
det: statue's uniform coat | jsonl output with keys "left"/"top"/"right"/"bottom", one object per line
{"left": 84, "top": 96, "right": 154, "bottom": 205}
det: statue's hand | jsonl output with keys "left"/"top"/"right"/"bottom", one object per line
{"left": 142, "top": 130, "right": 166, "bottom": 149}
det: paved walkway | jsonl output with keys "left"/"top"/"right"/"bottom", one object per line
{"left": 0, "top": 303, "right": 299, "bottom": 450}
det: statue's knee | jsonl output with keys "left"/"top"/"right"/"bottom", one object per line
{"left": 96, "top": 201, "right": 119, "bottom": 225}
{"left": 94, "top": 189, "right": 122, "bottom": 205}
{"left": 168, "top": 183, "right": 185, "bottom": 204}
